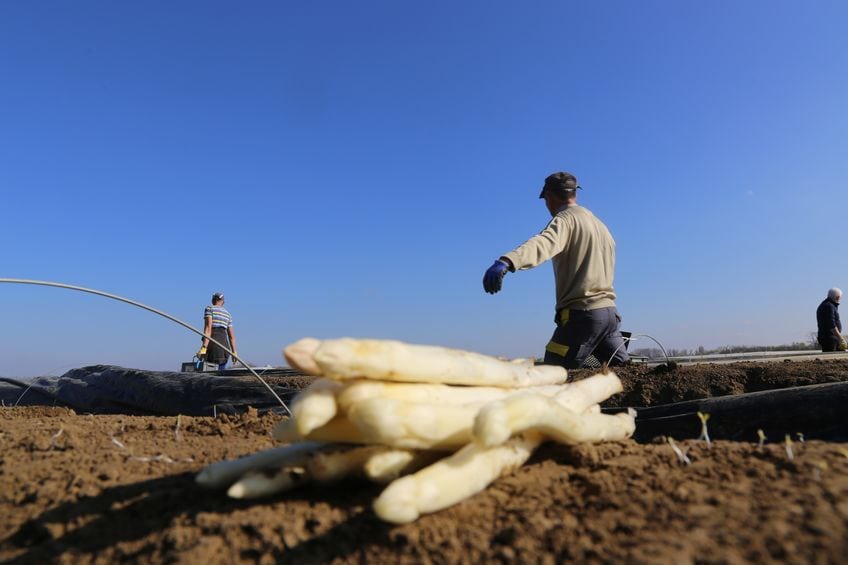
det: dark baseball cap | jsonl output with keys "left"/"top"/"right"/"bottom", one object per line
{"left": 212, "top": 292, "right": 224, "bottom": 301}
{"left": 539, "top": 171, "right": 581, "bottom": 198}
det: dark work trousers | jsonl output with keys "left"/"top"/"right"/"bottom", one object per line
{"left": 818, "top": 334, "right": 839, "bottom": 352}
{"left": 207, "top": 326, "right": 232, "bottom": 368}
{"left": 543, "top": 306, "right": 630, "bottom": 369}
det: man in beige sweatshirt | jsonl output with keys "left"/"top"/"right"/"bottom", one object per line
{"left": 482, "top": 171, "right": 629, "bottom": 369}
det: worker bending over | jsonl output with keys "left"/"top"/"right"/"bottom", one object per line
{"left": 483, "top": 171, "right": 629, "bottom": 369}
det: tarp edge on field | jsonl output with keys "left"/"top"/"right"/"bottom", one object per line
{"left": 0, "top": 365, "right": 298, "bottom": 416}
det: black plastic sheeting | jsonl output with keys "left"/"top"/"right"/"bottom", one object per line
{"left": 3, "top": 367, "right": 846, "bottom": 442}
{"left": 0, "top": 365, "right": 299, "bottom": 416}
{"left": 608, "top": 381, "right": 848, "bottom": 443}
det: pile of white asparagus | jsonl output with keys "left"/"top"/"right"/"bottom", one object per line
{"left": 195, "top": 338, "right": 636, "bottom": 524}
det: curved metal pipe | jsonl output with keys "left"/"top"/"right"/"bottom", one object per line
{"left": 0, "top": 278, "right": 291, "bottom": 415}
{"left": 604, "top": 332, "right": 672, "bottom": 367}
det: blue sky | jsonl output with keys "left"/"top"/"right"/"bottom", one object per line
{"left": 2, "top": 1, "right": 847, "bottom": 377}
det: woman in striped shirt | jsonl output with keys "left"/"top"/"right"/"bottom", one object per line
{"left": 201, "top": 292, "right": 238, "bottom": 371}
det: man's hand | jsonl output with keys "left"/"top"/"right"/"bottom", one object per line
{"left": 839, "top": 340, "right": 847, "bottom": 351}
{"left": 483, "top": 260, "right": 511, "bottom": 294}
{"left": 231, "top": 352, "right": 239, "bottom": 365}
{"left": 197, "top": 345, "right": 207, "bottom": 359}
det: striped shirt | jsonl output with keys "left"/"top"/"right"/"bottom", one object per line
{"left": 204, "top": 305, "right": 233, "bottom": 328}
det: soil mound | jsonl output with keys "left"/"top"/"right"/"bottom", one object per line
{"left": 599, "top": 357, "right": 848, "bottom": 407}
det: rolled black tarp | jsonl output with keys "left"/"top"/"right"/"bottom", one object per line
{"left": 0, "top": 365, "right": 298, "bottom": 416}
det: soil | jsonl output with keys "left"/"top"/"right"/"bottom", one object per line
{"left": 2, "top": 359, "right": 848, "bottom": 563}
{"left": 601, "top": 357, "right": 848, "bottom": 408}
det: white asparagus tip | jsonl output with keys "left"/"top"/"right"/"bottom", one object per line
{"left": 283, "top": 337, "right": 323, "bottom": 375}
{"left": 227, "top": 468, "right": 305, "bottom": 499}
{"left": 473, "top": 401, "right": 510, "bottom": 448}
{"left": 372, "top": 476, "right": 420, "bottom": 524}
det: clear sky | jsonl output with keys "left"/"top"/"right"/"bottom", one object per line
{"left": 2, "top": 1, "right": 847, "bottom": 377}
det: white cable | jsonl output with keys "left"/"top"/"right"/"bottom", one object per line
{"left": 604, "top": 333, "right": 672, "bottom": 367}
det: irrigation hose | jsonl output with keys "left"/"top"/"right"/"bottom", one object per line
{"left": 575, "top": 331, "right": 672, "bottom": 370}
{"left": 603, "top": 333, "right": 672, "bottom": 368}
{"left": 0, "top": 278, "right": 292, "bottom": 416}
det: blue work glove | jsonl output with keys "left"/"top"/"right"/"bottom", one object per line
{"left": 483, "top": 260, "right": 511, "bottom": 294}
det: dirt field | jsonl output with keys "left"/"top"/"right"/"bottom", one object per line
{"left": 2, "top": 359, "right": 848, "bottom": 563}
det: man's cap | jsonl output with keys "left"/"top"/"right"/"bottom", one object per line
{"left": 539, "top": 171, "right": 581, "bottom": 198}
{"left": 212, "top": 292, "right": 225, "bottom": 301}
